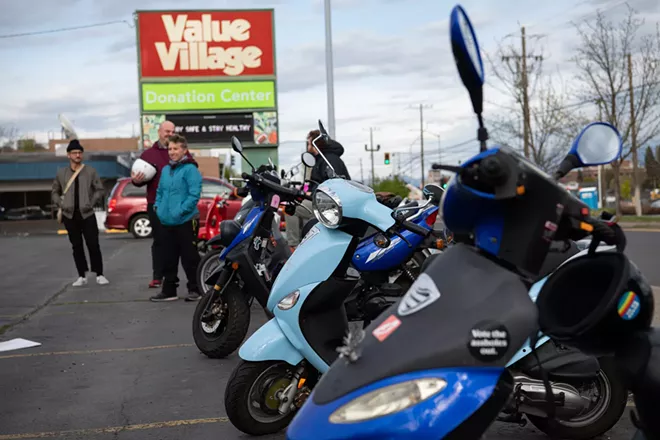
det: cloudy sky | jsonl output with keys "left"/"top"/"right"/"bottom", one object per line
{"left": 1, "top": 0, "right": 658, "bottom": 180}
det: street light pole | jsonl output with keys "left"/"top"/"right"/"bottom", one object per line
{"left": 324, "top": 0, "right": 336, "bottom": 139}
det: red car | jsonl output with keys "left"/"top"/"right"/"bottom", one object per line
{"left": 105, "top": 177, "right": 243, "bottom": 239}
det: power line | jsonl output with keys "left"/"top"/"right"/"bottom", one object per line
{"left": 0, "top": 20, "right": 133, "bottom": 39}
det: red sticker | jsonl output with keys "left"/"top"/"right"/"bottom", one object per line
{"left": 372, "top": 315, "right": 402, "bottom": 342}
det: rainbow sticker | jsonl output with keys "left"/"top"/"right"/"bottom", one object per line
{"left": 617, "top": 291, "right": 641, "bottom": 321}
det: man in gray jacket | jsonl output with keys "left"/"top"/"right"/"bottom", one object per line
{"left": 52, "top": 140, "right": 109, "bottom": 287}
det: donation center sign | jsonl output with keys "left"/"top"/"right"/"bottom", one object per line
{"left": 137, "top": 10, "right": 275, "bottom": 78}
{"left": 141, "top": 81, "right": 275, "bottom": 111}
{"left": 136, "top": 9, "right": 278, "bottom": 154}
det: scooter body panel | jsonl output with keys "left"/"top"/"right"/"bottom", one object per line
{"left": 286, "top": 367, "right": 507, "bottom": 440}
{"left": 239, "top": 318, "right": 304, "bottom": 366}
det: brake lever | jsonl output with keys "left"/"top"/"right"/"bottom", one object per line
{"left": 391, "top": 229, "right": 412, "bottom": 248}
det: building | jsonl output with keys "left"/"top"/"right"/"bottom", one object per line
{"left": 0, "top": 137, "right": 225, "bottom": 213}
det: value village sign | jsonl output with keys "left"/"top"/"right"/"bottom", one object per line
{"left": 135, "top": 9, "right": 279, "bottom": 165}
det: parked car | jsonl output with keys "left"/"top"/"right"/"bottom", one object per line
{"left": 4, "top": 206, "right": 50, "bottom": 221}
{"left": 105, "top": 177, "right": 243, "bottom": 239}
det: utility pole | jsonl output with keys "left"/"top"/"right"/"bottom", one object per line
{"left": 501, "top": 27, "right": 543, "bottom": 159}
{"left": 408, "top": 104, "right": 432, "bottom": 186}
{"left": 628, "top": 53, "right": 642, "bottom": 216}
{"left": 364, "top": 127, "right": 380, "bottom": 187}
{"left": 360, "top": 157, "right": 364, "bottom": 183}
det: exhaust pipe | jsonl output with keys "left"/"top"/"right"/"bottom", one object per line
{"left": 511, "top": 373, "right": 592, "bottom": 419}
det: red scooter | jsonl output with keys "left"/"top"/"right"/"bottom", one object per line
{"left": 197, "top": 194, "right": 226, "bottom": 255}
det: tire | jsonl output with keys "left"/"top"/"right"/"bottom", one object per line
{"left": 129, "top": 214, "right": 152, "bottom": 239}
{"left": 224, "top": 360, "right": 297, "bottom": 435}
{"left": 527, "top": 356, "right": 628, "bottom": 440}
{"left": 192, "top": 282, "right": 250, "bottom": 359}
{"left": 196, "top": 248, "right": 224, "bottom": 296}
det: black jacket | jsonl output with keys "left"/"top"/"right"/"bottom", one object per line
{"left": 310, "top": 140, "right": 351, "bottom": 190}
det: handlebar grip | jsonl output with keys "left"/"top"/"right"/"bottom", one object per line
{"left": 241, "top": 172, "right": 251, "bottom": 180}
{"left": 402, "top": 220, "right": 430, "bottom": 237}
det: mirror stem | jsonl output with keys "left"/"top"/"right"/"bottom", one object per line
{"left": 477, "top": 114, "right": 489, "bottom": 152}
{"left": 240, "top": 152, "right": 256, "bottom": 171}
{"left": 554, "top": 154, "right": 580, "bottom": 180}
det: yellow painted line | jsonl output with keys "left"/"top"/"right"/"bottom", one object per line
{"left": 0, "top": 417, "right": 227, "bottom": 439}
{"left": 0, "top": 343, "right": 194, "bottom": 360}
{"left": 57, "top": 229, "right": 128, "bottom": 235}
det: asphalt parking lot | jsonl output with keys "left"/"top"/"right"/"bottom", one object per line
{"left": 0, "top": 231, "right": 658, "bottom": 439}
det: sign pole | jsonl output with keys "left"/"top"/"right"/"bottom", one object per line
{"left": 324, "top": 0, "right": 336, "bottom": 139}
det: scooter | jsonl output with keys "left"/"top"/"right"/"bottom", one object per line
{"left": 192, "top": 140, "right": 310, "bottom": 359}
{"left": 223, "top": 121, "right": 446, "bottom": 436}
{"left": 285, "top": 6, "right": 627, "bottom": 439}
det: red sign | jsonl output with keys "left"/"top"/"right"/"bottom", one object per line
{"left": 137, "top": 10, "right": 275, "bottom": 78}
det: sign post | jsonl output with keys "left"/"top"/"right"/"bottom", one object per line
{"left": 135, "top": 9, "right": 278, "bottom": 170}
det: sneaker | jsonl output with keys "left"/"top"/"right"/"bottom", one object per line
{"left": 185, "top": 291, "right": 202, "bottom": 302}
{"left": 150, "top": 292, "right": 178, "bottom": 302}
{"left": 96, "top": 275, "right": 110, "bottom": 285}
{"left": 72, "top": 277, "right": 87, "bottom": 287}
{"left": 149, "top": 279, "right": 162, "bottom": 288}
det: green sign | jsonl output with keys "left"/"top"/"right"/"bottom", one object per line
{"left": 141, "top": 81, "right": 276, "bottom": 111}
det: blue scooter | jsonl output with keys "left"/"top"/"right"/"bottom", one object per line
{"left": 223, "top": 124, "right": 442, "bottom": 436}
{"left": 286, "top": 5, "right": 626, "bottom": 440}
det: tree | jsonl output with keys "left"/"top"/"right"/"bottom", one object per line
{"left": 372, "top": 176, "right": 409, "bottom": 198}
{"left": 644, "top": 146, "right": 660, "bottom": 187}
{"left": 0, "top": 125, "right": 19, "bottom": 152}
{"left": 16, "top": 139, "right": 47, "bottom": 152}
{"left": 486, "top": 40, "right": 587, "bottom": 172}
{"left": 572, "top": 3, "right": 660, "bottom": 216}
{"left": 621, "top": 178, "right": 632, "bottom": 199}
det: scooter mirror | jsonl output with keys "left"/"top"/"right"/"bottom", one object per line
{"left": 301, "top": 152, "right": 317, "bottom": 168}
{"left": 231, "top": 136, "right": 243, "bottom": 153}
{"left": 570, "top": 122, "right": 622, "bottom": 167}
{"left": 423, "top": 183, "right": 445, "bottom": 202}
{"left": 450, "top": 4, "right": 485, "bottom": 116}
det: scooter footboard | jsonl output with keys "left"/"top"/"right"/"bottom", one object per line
{"left": 239, "top": 318, "right": 304, "bottom": 367}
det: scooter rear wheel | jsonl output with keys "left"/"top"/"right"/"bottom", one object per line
{"left": 224, "top": 360, "right": 297, "bottom": 435}
{"left": 526, "top": 356, "right": 627, "bottom": 440}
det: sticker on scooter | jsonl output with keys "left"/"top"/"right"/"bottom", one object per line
{"left": 372, "top": 315, "right": 402, "bottom": 342}
{"left": 336, "top": 328, "right": 365, "bottom": 363}
{"left": 270, "top": 194, "right": 281, "bottom": 208}
{"left": 253, "top": 236, "right": 263, "bottom": 250}
{"left": 397, "top": 273, "right": 441, "bottom": 316}
{"left": 617, "top": 291, "right": 641, "bottom": 321}
{"left": 468, "top": 321, "right": 510, "bottom": 362}
{"left": 299, "top": 225, "right": 320, "bottom": 246}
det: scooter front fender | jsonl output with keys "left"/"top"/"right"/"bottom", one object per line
{"left": 239, "top": 318, "right": 304, "bottom": 367}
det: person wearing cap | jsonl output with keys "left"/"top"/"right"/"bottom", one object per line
{"left": 51, "top": 140, "right": 109, "bottom": 287}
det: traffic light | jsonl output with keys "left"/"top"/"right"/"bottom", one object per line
{"left": 440, "top": 175, "right": 448, "bottom": 189}
{"left": 230, "top": 156, "right": 236, "bottom": 166}
{"left": 384, "top": 152, "right": 391, "bottom": 165}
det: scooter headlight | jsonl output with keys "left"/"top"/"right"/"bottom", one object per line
{"left": 328, "top": 377, "right": 447, "bottom": 424}
{"left": 313, "top": 189, "right": 342, "bottom": 228}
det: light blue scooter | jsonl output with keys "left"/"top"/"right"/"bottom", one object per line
{"left": 223, "top": 123, "right": 435, "bottom": 436}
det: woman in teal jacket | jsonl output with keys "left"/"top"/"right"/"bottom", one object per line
{"left": 150, "top": 134, "right": 203, "bottom": 302}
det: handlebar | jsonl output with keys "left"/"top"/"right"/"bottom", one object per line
{"left": 241, "top": 172, "right": 311, "bottom": 201}
{"left": 391, "top": 212, "right": 430, "bottom": 237}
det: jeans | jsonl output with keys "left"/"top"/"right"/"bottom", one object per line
{"left": 63, "top": 212, "right": 103, "bottom": 277}
{"left": 161, "top": 219, "right": 201, "bottom": 295}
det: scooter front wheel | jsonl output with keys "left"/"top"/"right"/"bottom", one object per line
{"left": 192, "top": 283, "right": 250, "bottom": 359}
{"left": 224, "top": 360, "right": 298, "bottom": 435}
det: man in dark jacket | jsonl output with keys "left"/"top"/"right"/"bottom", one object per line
{"left": 131, "top": 120, "right": 192, "bottom": 288}
{"left": 285, "top": 130, "right": 351, "bottom": 247}
{"left": 51, "top": 140, "right": 109, "bottom": 287}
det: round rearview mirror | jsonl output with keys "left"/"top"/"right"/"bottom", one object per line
{"left": 231, "top": 136, "right": 243, "bottom": 153}
{"left": 450, "top": 5, "right": 485, "bottom": 115}
{"left": 570, "top": 122, "right": 622, "bottom": 166}
{"left": 422, "top": 183, "right": 445, "bottom": 202}
{"left": 301, "top": 152, "right": 316, "bottom": 168}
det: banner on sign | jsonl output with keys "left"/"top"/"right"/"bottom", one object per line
{"left": 141, "top": 111, "right": 278, "bottom": 147}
